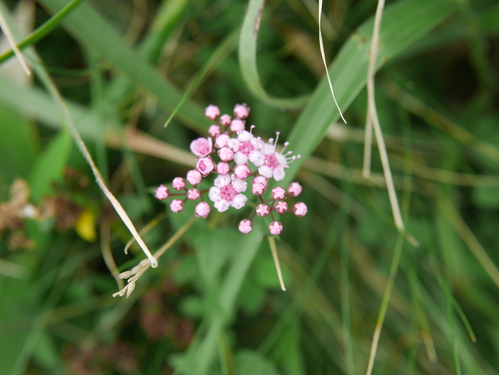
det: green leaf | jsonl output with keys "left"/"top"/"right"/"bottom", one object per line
{"left": 234, "top": 350, "right": 279, "bottom": 375}
{"left": 177, "top": 228, "right": 264, "bottom": 375}
{"left": 28, "top": 131, "right": 71, "bottom": 203}
{"left": 239, "top": 0, "right": 310, "bottom": 109}
{"left": 0, "top": 104, "right": 38, "bottom": 187}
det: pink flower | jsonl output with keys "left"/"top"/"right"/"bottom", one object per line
{"left": 271, "top": 187, "right": 286, "bottom": 200}
{"left": 251, "top": 183, "right": 266, "bottom": 196}
{"left": 239, "top": 219, "right": 253, "bottom": 234}
{"left": 218, "top": 147, "right": 234, "bottom": 162}
{"left": 196, "top": 157, "right": 214, "bottom": 176}
{"left": 256, "top": 204, "right": 270, "bottom": 217}
{"left": 216, "top": 162, "right": 230, "bottom": 175}
{"left": 205, "top": 105, "right": 220, "bottom": 120}
{"left": 208, "top": 174, "right": 248, "bottom": 212}
{"left": 269, "top": 221, "right": 283, "bottom": 235}
{"left": 232, "top": 130, "right": 263, "bottom": 165}
{"left": 186, "top": 170, "right": 202, "bottom": 185}
{"left": 220, "top": 114, "right": 232, "bottom": 126}
{"left": 275, "top": 201, "right": 288, "bottom": 214}
{"left": 195, "top": 202, "right": 210, "bottom": 218}
{"left": 215, "top": 134, "right": 230, "bottom": 149}
{"left": 190, "top": 137, "right": 213, "bottom": 157}
{"left": 187, "top": 188, "right": 200, "bottom": 200}
{"left": 172, "top": 177, "right": 186, "bottom": 191}
{"left": 233, "top": 103, "right": 250, "bottom": 119}
{"left": 234, "top": 164, "right": 251, "bottom": 180}
{"left": 208, "top": 125, "right": 221, "bottom": 138}
{"left": 170, "top": 199, "right": 184, "bottom": 213}
{"left": 155, "top": 184, "right": 169, "bottom": 200}
{"left": 230, "top": 119, "right": 245, "bottom": 133}
{"left": 293, "top": 202, "right": 307, "bottom": 217}
{"left": 287, "top": 182, "right": 302, "bottom": 197}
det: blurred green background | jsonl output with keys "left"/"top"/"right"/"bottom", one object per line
{"left": 0, "top": 0, "right": 499, "bottom": 374}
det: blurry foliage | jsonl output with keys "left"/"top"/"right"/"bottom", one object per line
{"left": 0, "top": 0, "right": 499, "bottom": 374}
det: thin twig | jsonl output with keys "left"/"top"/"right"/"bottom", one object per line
{"left": 0, "top": 3, "right": 31, "bottom": 75}
{"left": 318, "top": 0, "right": 346, "bottom": 124}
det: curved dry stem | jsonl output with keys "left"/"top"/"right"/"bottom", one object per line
{"left": 114, "top": 216, "right": 197, "bottom": 298}
{"left": 318, "top": 0, "right": 346, "bottom": 124}
{"left": 101, "top": 221, "right": 124, "bottom": 290}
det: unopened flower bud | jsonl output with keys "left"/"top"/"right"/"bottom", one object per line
{"left": 205, "top": 104, "right": 220, "bottom": 120}
{"left": 195, "top": 202, "right": 210, "bottom": 218}
{"left": 256, "top": 204, "right": 270, "bottom": 217}
{"left": 275, "top": 201, "right": 288, "bottom": 214}
{"left": 293, "top": 202, "right": 307, "bottom": 217}
{"left": 218, "top": 147, "right": 234, "bottom": 162}
{"left": 239, "top": 219, "right": 253, "bottom": 234}
{"left": 271, "top": 187, "right": 286, "bottom": 200}
{"left": 155, "top": 184, "right": 169, "bottom": 200}
{"left": 252, "top": 176, "right": 268, "bottom": 187}
{"left": 252, "top": 183, "right": 266, "bottom": 196}
{"left": 215, "top": 134, "right": 230, "bottom": 148}
{"left": 220, "top": 114, "right": 232, "bottom": 126}
{"left": 216, "top": 162, "right": 230, "bottom": 175}
{"left": 208, "top": 125, "right": 221, "bottom": 138}
{"left": 287, "top": 182, "right": 302, "bottom": 197}
{"left": 268, "top": 221, "right": 283, "bottom": 235}
{"left": 170, "top": 199, "right": 184, "bottom": 213}
{"left": 186, "top": 170, "right": 202, "bottom": 185}
{"left": 187, "top": 188, "right": 200, "bottom": 201}
{"left": 230, "top": 119, "right": 245, "bottom": 133}
{"left": 172, "top": 177, "right": 186, "bottom": 191}
{"left": 234, "top": 164, "right": 251, "bottom": 180}
{"left": 233, "top": 103, "right": 250, "bottom": 119}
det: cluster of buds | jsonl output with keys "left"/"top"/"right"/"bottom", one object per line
{"left": 154, "top": 104, "right": 307, "bottom": 235}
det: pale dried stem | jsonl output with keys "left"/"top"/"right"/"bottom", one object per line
{"left": 114, "top": 216, "right": 197, "bottom": 298}
{"left": 362, "top": 109, "right": 373, "bottom": 177}
{"left": 363, "top": 0, "right": 404, "bottom": 233}
{"left": 438, "top": 191, "right": 499, "bottom": 290}
{"left": 0, "top": 4, "right": 31, "bottom": 75}
{"left": 318, "top": 0, "right": 346, "bottom": 124}
{"left": 0, "top": 258, "right": 26, "bottom": 279}
{"left": 124, "top": 213, "right": 165, "bottom": 254}
{"left": 55, "top": 94, "right": 158, "bottom": 268}
{"left": 268, "top": 236, "right": 286, "bottom": 291}
{"left": 362, "top": 0, "right": 384, "bottom": 176}
{"left": 101, "top": 221, "right": 124, "bottom": 290}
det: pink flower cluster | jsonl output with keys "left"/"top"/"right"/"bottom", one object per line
{"left": 154, "top": 103, "right": 307, "bottom": 235}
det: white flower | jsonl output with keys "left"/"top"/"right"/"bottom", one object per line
{"left": 251, "top": 143, "right": 288, "bottom": 181}
{"left": 231, "top": 130, "right": 263, "bottom": 165}
{"left": 208, "top": 174, "right": 248, "bottom": 212}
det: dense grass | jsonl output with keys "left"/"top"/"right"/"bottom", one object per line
{"left": 0, "top": 0, "right": 499, "bottom": 374}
